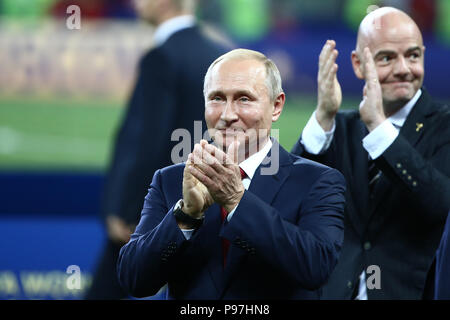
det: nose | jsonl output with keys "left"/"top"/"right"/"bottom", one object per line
{"left": 393, "top": 56, "right": 410, "bottom": 78}
{"left": 220, "top": 101, "right": 239, "bottom": 124}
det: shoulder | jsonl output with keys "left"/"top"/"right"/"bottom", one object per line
{"left": 162, "top": 26, "right": 229, "bottom": 61}
{"left": 289, "top": 152, "right": 345, "bottom": 184}
{"left": 152, "top": 162, "right": 185, "bottom": 185}
{"left": 158, "top": 162, "right": 185, "bottom": 176}
{"left": 138, "top": 46, "right": 169, "bottom": 71}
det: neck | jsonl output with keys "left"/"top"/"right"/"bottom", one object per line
{"left": 241, "top": 136, "right": 270, "bottom": 163}
{"left": 155, "top": 10, "right": 188, "bottom": 26}
{"left": 383, "top": 99, "right": 408, "bottom": 118}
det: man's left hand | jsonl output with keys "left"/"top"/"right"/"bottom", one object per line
{"left": 359, "top": 47, "right": 386, "bottom": 132}
{"left": 188, "top": 139, "right": 245, "bottom": 213}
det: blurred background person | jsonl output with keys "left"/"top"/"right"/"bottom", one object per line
{"left": 84, "top": 0, "right": 229, "bottom": 299}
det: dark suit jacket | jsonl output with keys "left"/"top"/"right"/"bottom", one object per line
{"left": 292, "top": 88, "right": 450, "bottom": 299}
{"left": 102, "top": 25, "right": 228, "bottom": 225}
{"left": 435, "top": 211, "right": 450, "bottom": 299}
{"left": 117, "top": 141, "right": 346, "bottom": 299}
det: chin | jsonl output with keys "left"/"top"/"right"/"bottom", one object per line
{"left": 384, "top": 88, "right": 415, "bottom": 104}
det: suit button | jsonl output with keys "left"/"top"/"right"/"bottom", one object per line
{"left": 412, "top": 181, "right": 418, "bottom": 187}
{"left": 396, "top": 163, "right": 402, "bottom": 169}
{"left": 407, "top": 175, "right": 412, "bottom": 181}
{"left": 347, "top": 281, "right": 352, "bottom": 288}
{"left": 402, "top": 169, "right": 407, "bottom": 175}
{"left": 364, "top": 242, "right": 371, "bottom": 251}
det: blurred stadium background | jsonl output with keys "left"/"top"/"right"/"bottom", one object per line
{"left": 0, "top": 0, "right": 449, "bottom": 299}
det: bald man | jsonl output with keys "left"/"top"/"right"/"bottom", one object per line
{"left": 292, "top": 7, "right": 450, "bottom": 299}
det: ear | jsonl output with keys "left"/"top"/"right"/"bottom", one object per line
{"left": 272, "top": 92, "right": 285, "bottom": 122}
{"left": 351, "top": 50, "right": 364, "bottom": 80}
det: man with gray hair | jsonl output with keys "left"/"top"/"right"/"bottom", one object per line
{"left": 86, "top": 0, "right": 228, "bottom": 299}
{"left": 117, "top": 48, "right": 346, "bottom": 299}
{"left": 292, "top": 7, "right": 450, "bottom": 299}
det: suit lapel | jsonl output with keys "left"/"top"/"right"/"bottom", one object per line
{"left": 368, "top": 88, "right": 434, "bottom": 216}
{"left": 220, "top": 140, "right": 292, "bottom": 297}
{"left": 200, "top": 203, "right": 225, "bottom": 295}
{"left": 347, "top": 122, "right": 373, "bottom": 233}
{"left": 247, "top": 141, "right": 292, "bottom": 206}
{"left": 398, "top": 89, "right": 433, "bottom": 147}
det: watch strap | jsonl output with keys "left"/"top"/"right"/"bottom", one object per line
{"left": 173, "top": 199, "right": 204, "bottom": 229}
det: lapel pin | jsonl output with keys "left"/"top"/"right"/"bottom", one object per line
{"left": 416, "top": 123, "right": 423, "bottom": 132}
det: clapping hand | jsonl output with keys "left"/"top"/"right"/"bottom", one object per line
{"left": 359, "top": 47, "right": 386, "bottom": 131}
{"left": 316, "top": 40, "right": 342, "bottom": 131}
{"left": 185, "top": 139, "right": 244, "bottom": 214}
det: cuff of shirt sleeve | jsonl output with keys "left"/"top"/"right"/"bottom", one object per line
{"left": 362, "top": 120, "right": 399, "bottom": 160}
{"left": 301, "top": 111, "right": 335, "bottom": 155}
{"left": 226, "top": 205, "right": 238, "bottom": 222}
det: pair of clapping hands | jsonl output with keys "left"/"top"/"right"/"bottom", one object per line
{"left": 316, "top": 40, "right": 385, "bottom": 132}
{"left": 182, "top": 140, "right": 244, "bottom": 219}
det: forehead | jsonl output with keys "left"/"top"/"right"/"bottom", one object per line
{"left": 207, "top": 58, "right": 267, "bottom": 92}
{"left": 364, "top": 18, "right": 423, "bottom": 53}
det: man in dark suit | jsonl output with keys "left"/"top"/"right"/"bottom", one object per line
{"left": 117, "top": 49, "right": 346, "bottom": 299}
{"left": 85, "top": 0, "right": 228, "bottom": 299}
{"left": 435, "top": 211, "right": 450, "bottom": 300}
{"left": 292, "top": 7, "right": 450, "bottom": 299}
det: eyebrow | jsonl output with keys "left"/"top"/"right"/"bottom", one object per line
{"left": 207, "top": 89, "right": 256, "bottom": 99}
{"left": 374, "top": 46, "right": 422, "bottom": 59}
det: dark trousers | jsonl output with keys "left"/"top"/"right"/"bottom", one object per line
{"left": 84, "top": 239, "right": 128, "bottom": 300}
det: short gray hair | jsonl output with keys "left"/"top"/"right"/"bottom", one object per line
{"left": 203, "top": 48, "right": 283, "bottom": 102}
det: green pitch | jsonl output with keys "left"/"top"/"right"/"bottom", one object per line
{"left": 0, "top": 95, "right": 358, "bottom": 171}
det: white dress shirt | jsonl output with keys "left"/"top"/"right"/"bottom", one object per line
{"left": 181, "top": 139, "right": 273, "bottom": 240}
{"left": 301, "top": 89, "right": 422, "bottom": 299}
{"left": 153, "top": 15, "right": 196, "bottom": 47}
{"left": 302, "top": 89, "right": 422, "bottom": 160}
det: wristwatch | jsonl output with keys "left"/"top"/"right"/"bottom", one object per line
{"left": 173, "top": 199, "right": 204, "bottom": 229}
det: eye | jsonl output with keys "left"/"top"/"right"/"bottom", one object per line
{"left": 408, "top": 52, "right": 421, "bottom": 60}
{"left": 380, "top": 55, "right": 391, "bottom": 63}
{"left": 239, "top": 96, "right": 250, "bottom": 102}
{"left": 211, "top": 96, "right": 222, "bottom": 102}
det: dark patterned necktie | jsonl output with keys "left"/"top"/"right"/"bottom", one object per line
{"left": 368, "top": 159, "right": 381, "bottom": 194}
{"left": 221, "top": 167, "right": 246, "bottom": 267}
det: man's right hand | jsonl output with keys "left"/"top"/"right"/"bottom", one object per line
{"left": 106, "top": 215, "right": 134, "bottom": 244}
{"left": 316, "top": 40, "right": 342, "bottom": 132}
{"left": 182, "top": 141, "right": 214, "bottom": 220}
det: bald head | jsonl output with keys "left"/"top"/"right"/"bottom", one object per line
{"left": 356, "top": 7, "right": 423, "bottom": 55}
{"left": 351, "top": 6, "right": 426, "bottom": 116}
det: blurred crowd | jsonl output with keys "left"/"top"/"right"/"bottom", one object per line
{"left": 0, "top": 0, "right": 449, "bottom": 43}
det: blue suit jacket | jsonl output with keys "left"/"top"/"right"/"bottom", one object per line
{"left": 435, "top": 211, "right": 450, "bottom": 299}
{"left": 117, "top": 141, "right": 346, "bottom": 299}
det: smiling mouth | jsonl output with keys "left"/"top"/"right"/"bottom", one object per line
{"left": 383, "top": 82, "right": 414, "bottom": 91}
{"left": 217, "top": 128, "right": 243, "bottom": 134}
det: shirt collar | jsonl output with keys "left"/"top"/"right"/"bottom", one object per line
{"left": 153, "top": 15, "right": 195, "bottom": 47}
{"left": 389, "top": 89, "right": 422, "bottom": 129}
{"left": 239, "top": 139, "right": 273, "bottom": 180}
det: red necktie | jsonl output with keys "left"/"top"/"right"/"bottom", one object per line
{"left": 221, "top": 167, "right": 246, "bottom": 267}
